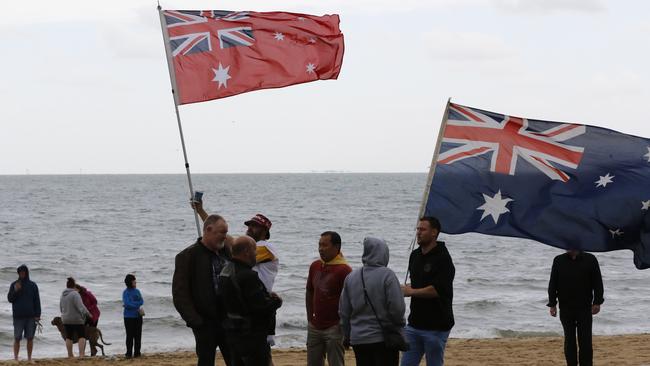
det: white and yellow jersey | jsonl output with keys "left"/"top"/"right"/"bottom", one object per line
{"left": 253, "top": 240, "right": 279, "bottom": 292}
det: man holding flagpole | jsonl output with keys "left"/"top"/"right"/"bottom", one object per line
{"left": 401, "top": 217, "right": 455, "bottom": 366}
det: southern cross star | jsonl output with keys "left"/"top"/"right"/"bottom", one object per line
{"left": 644, "top": 147, "right": 650, "bottom": 162}
{"left": 477, "top": 190, "right": 513, "bottom": 224}
{"left": 212, "top": 63, "right": 231, "bottom": 89}
{"left": 609, "top": 228, "right": 623, "bottom": 238}
{"left": 273, "top": 32, "right": 285, "bottom": 41}
{"left": 306, "top": 63, "right": 316, "bottom": 74}
{"left": 642, "top": 200, "right": 650, "bottom": 211}
{"left": 595, "top": 173, "right": 614, "bottom": 188}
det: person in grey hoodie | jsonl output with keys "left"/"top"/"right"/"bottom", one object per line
{"left": 60, "top": 277, "right": 92, "bottom": 358}
{"left": 339, "top": 237, "right": 406, "bottom": 366}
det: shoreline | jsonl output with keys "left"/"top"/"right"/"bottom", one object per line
{"left": 2, "top": 334, "right": 648, "bottom": 365}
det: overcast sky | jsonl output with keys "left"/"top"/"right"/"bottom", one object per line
{"left": 2, "top": 0, "right": 649, "bottom": 174}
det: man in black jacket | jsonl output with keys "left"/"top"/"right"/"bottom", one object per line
{"left": 219, "top": 236, "right": 283, "bottom": 366}
{"left": 173, "top": 214, "right": 232, "bottom": 366}
{"left": 401, "top": 216, "right": 455, "bottom": 366}
{"left": 548, "top": 250, "right": 604, "bottom": 366}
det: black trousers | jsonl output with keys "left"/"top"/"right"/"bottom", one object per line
{"left": 192, "top": 324, "right": 232, "bottom": 366}
{"left": 124, "top": 317, "right": 142, "bottom": 356}
{"left": 352, "top": 342, "right": 399, "bottom": 366}
{"left": 227, "top": 332, "right": 270, "bottom": 366}
{"left": 560, "top": 308, "right": 593, "bottom": 366}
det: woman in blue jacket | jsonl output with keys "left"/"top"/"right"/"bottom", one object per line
{"left": 122, "top": 274, "right": 143, "bottom": 358}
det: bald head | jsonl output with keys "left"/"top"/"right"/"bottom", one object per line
{"left": 232, "top": 235, "right": 257, "bottom": 266}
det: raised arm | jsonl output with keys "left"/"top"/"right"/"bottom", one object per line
{"left": 7, "top": 282, "right": 19, "bottom": 303}
{"left": 190, "top": 200, "right": 209, "bottom": 222}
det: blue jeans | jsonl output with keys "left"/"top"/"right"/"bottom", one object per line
{"left": 400, "top": 325, "right": 450, "bottom": 366}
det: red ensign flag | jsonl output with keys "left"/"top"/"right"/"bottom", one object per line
{"left": 161, "top": 10, "right": 345, "bottom": 105}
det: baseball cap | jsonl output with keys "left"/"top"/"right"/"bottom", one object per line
{"left": 244, "top": 214, "right": 272, "bottom": 231}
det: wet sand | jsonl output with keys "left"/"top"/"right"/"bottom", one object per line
{"left": 2, "top": 334, "right": 648, "bottom": 365}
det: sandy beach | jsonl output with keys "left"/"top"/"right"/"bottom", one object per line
{"left": 2, "top": 334, "right": 648, "bottom": 365}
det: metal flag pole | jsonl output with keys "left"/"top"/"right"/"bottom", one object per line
{"left": 404, "top": 98, "right": 452, "bottom": 283}
{"left": 158, "top": 5, "right": 202, "bottom": 238}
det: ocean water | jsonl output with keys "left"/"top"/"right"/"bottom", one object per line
{"left": 1, "top": 174, "right": 648, "bottom": 359}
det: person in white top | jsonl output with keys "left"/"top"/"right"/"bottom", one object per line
{"left": 245, "top": 214, "right": 279, "bottom": 292}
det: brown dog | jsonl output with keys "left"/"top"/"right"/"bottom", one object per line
{"left": 51, "top": 316, "right": 111, "bottom": 356}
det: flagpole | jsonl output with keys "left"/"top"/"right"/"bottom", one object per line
{"left": 158, "top": 5, "right": 202, "bottom": 238}
{"left": 404, "top": 98, "right": 452, "bottom": 283}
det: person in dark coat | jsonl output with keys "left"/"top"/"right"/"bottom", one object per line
{"left": 219, "top": 235, "right": 283, "bottom": 366}
{"left": 548, "top": 249, "right": 604, "bottom": 366}
{"left": 7, "top": 265, "right": 41, "bottom": 362}
{"left": 173, "top": 214, "right": 233, "bottom": 366}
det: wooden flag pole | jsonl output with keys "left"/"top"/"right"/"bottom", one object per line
{"left": 158, "top": 6, "right": 202, "bottom": 238}
{"left": 404, "top": 98, "right": 452, "bottom": 283}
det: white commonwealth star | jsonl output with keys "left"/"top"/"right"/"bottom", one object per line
{"left": 642, "top": 200, "right": 650, "bottom": 211}
{"left": 306, "top": 63, "right": 316, "bottom": 74}
{"left": 609, "top": 228, "right": 624, "bottom": 238}
{"left": 644, "top": 147, "right": 650, "bottom": 162}
{"left": 308, "top": 37, "right": 317, "bottom": 44}
{"left": 595, "top": 173, "right": 614, "bottom": 188}
{"left": 212, "top": 63, "right": 231, "bottom": 89}
{"left": 477, "top": 190, "right": 513, "bottom": 224}
{"left": 273, "top": 32, "right": 284, "bottom": 41}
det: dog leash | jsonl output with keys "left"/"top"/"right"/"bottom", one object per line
{"left": 36, "top": 319, "right": 43, "bottom": 335}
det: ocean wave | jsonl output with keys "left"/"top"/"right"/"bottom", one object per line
{"left": 463, "top": 300, "right": 501, "bottom": 310}
{"left": 0, "top": 330, "right": 14, "bottom": 345}
{"left": 141, "top": 315, "right": 186, "bottom": 328}
{"left": 496, "top": 329, "right": 560, "bottom": 338}
{"left": 278, "top": 317, "right": 308, "bottom": 330}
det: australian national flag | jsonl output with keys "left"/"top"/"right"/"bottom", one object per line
{"left": 425, "top": 103, "right": 650, "bottom": 269}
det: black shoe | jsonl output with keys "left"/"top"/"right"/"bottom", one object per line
{"left": 134, "top": 353, "right": 142, "bottom": 358}
{"left": 125, "top": 353, "right": 132, "bottom": 359}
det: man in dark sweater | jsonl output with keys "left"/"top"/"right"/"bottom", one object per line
{"left": 7, "top": 265, "right": 41, "bottom": 362}
{"left": 401, "top": 217, "right": 455, "bottom": 366}
{"left": 219, "top": 235, "right": 283, "bottom": 366}
{"left": 548, "top": 250, "right": 604, "bottom": 366}
{"left": 173, "top": 214, "right": 232, "bottom": 366}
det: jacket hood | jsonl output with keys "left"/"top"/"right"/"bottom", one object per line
{"left": 62, "top": 288, "right": 76, "bottom": 297}
{"left": 361, "top": 237, "right": 389, "bottom": 267}
{"left": 17, "top": 264, "right": 29, "bottom": 279}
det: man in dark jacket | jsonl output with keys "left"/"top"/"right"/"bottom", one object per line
{"left": 173, "top": 214, "right": 232, "bottom": 366}
{"left": 7, "top": 264, "right": 41, "bottom": 362}
{"left": 219, "top": 235, "right": 283, "bottom": 366}
{"left": 548, "top": 250, "right": 604, "bottom": 366}
{"left": 401, "top": 217, "right": 455, "bottom": 366}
